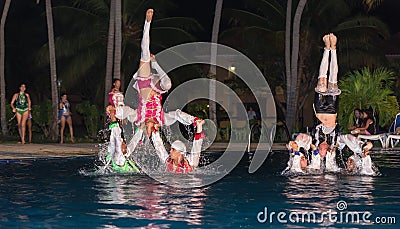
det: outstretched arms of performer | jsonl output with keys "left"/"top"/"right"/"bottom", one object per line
{"left": 151, "top": 55, "right": 172, "bottom": 91}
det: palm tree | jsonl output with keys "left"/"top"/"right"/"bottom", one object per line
{"left": 286, "top": 0, "right": 307, "bottom": 133}
{"left": 209, "top": 0, "right": 223, "bottom": 125}
{"left": 113, "top": 0, "right": 121, "bottom": 80}
{"left": 222, "top": 0, "right": 389, "bottom": 133}
{"left": 0, "top": 0, "right": 11, "bottom": 136}
{"left": 338, "top": 67, "right": 399, "bottom": 132}
{"left": 42, "top": 0, "right": 202, "bottom": 107}
{"left": 44, "top": 0, "right": 59, "bottom": 140}
{"left": 104, "top": 0, "right": 115, "bottom": 109}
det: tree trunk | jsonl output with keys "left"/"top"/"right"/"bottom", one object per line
{"left": 284, "top": 0, "right": 292, "bottom": 121}
{"left": 45, "top": 0, "right": 59, "bottom": 140}
{"left": 286, "top": 0, "right": 307, "bottom": 133}
{"left": 296, "top": 30, "right": 310, "bottom": 122}
{"left": 209, "top": 0, "right": 223, "bottom": 124}
{"left": 0, "top": 0, "right": 11, "bottom": 136}
{"left": 104, "top": 0, "right": 115, "bottom": 109}
{"left": 113, "top": 0, "right": 121, "bottom": 81}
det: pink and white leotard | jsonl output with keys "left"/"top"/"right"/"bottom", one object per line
{"left": 109, "top": 91, "right": 124, "bottom": 107}
{"left": 134, "top": 75, "right": 166, "bottom": 125}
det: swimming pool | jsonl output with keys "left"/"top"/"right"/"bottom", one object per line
{"left": 0, "top": 150, "right": 399, "bottom": 228}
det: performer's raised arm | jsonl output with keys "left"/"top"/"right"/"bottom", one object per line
{"left": 151, "top": 56, "right": 172, "bottom": 92}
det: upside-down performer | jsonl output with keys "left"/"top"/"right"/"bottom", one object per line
{"left": 312, "top": 33, "right": 343, "bottom": 173}
{"left": 313, "top": 33, "right": 341, "bottom": 162}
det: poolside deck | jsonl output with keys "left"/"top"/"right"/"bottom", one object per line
{"left": 0, "top": 142, "right": 287, "bottom": 160}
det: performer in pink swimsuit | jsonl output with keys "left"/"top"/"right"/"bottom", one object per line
{"left": 116, "top": 9, "right": 205, "bottom": 166}
{"left": 132, "top": 9, "right": 172, "bottom": 137}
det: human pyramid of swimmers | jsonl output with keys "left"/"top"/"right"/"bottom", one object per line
{"left": 282, "top": 33, "right": 378, "bottom": 176}
{"left": 103, "top": 9, "right": 378, "bottom": 175}
{"left": 103, "top": 9, "right": 205, "bottom": 174}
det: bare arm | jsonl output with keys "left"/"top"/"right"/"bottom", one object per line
{"left": 10, "top": 93, "right": 17, "bottom": 112}
{"left": 356, "top": 119, "right": 372, "bottom": 131}
{"left": 26, "top": 93, "right": 32, "bottom": 110}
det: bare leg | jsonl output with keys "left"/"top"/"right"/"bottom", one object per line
{"left": 60, "top": 116, "right": 66, "bottom": 144}
{"left": 27, "top": 119, "right": 32, "bottom": 143}
{"left": 16, "top": 113, "right": 22, "bottom": 142}
{"left": 138, "top": 9, "right": 153, "bottom": 78}
{"left": 315, "top": 34, "right": 330, "bottom": 93}
{"left": 66, "top": 117, "right": 74, "bottom": 143}
{"left": 145, "top": 121, "right": 154, "bottom": 137}
{"left": 20, "top": 112, "right": 28, "bottom": 144}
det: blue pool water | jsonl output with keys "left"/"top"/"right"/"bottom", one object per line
{"left": 0, "top": 150, "right": 399, "bottom": 228}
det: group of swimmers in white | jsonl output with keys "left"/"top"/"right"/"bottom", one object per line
{"left": 283, "top": 33, "right": 378, "bottom": 176}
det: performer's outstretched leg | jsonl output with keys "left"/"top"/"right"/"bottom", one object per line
{"left": 327, "top": 34, "right": 340, "bottom": 94}
{"left": 315, "top": 34, "right": 330, "bottom": 93}
{"left": 138, "top": 9, "right": 153, "bottom": 77}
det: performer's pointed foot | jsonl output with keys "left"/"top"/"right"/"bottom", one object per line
{"left": 329, "top": 33, "right": 337, "bottom": 50}
{"left": 323, "top": 34, "right": 330, "bottom": 50}
{"left": 146, "top": 9, "right": 153, "bottom": 22}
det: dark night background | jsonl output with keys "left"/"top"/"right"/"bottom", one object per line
{"left": 4, "top": 0, "right": 400, "bottom": 99}
{"left": 1, "top": 0, "right": 400, "bottom": 139}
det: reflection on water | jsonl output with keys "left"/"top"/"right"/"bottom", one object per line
{"left": 283, "top": 175, "right": 375, "bottom": 211}
{"left": 0, "top": 151, "right": 399, "bottom": 228}
{"left": 93, "top": 175, "right": 208, "bottom": 226}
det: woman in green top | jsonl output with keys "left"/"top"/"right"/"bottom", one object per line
{"left": 10, "top": 83, "right": 31, "bottom": 144}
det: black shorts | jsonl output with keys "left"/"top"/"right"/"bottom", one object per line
{"left": 313, "top": 92, "right": 338, "bottom": 114}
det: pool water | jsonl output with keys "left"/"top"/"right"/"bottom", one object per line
{"left": 0, "top": 150, "right": 399, "bottom": 228}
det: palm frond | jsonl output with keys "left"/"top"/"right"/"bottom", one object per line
{"left": 223, "top": 8, "right": 283, "bottom": 31}
{"left": 154, "top": 17, "right": 204, "bottom": 33}
{"left": 242, "top": 0, "right": 285, "bottom": 19}
{"left": 334, "top": 15, "right": 390, "bottom": 39}
{"left": 339, "top": 67, "right": 399, "bottom": 132}
{"left": 71, "top": 0, "right": 109, "bottom": 16}
{"left": 362, "top": 0, "right": 384, "bottom": 11}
